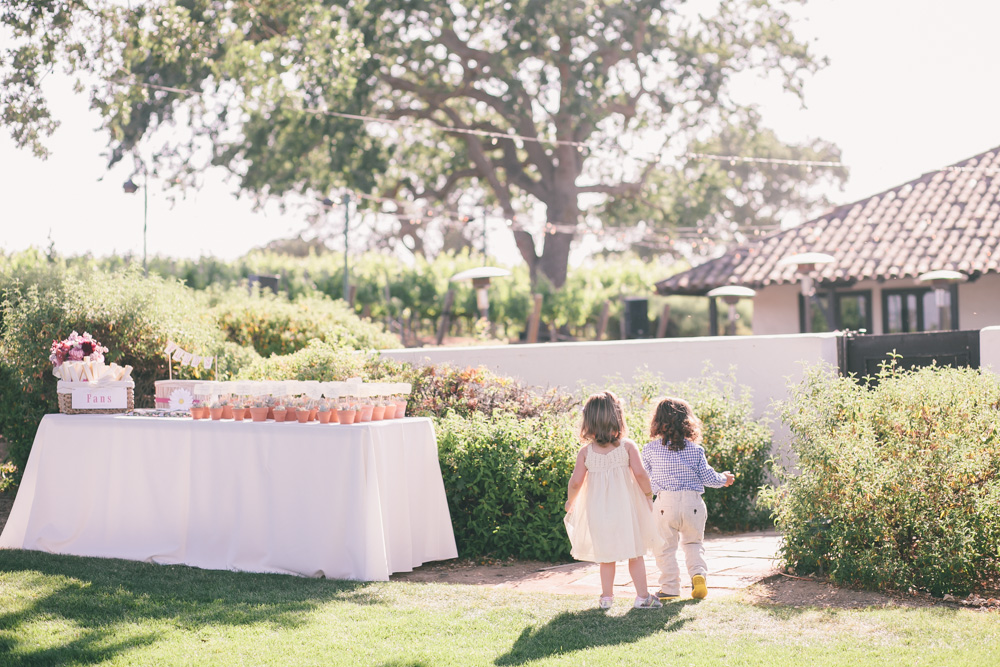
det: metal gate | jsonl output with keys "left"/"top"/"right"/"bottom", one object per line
{"left": 839, "top": 330, "right": 980, "bottom": 380}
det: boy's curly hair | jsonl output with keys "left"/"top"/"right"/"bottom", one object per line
{"left": 649, "top": 397, "right": 702, "bottom": 451}
{"left": 580, "top": 390, "right": 626, "bottom": 445}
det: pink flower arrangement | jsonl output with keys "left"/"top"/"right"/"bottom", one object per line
{"left": 49, "top": 331, "right": 109, "bottom": 368}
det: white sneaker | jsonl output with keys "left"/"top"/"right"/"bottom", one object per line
{"left": 599, "top": 596, "right": 614, "bottom": 610}
{"left": 633, "top": 594, "right": 663, "bottom": 609}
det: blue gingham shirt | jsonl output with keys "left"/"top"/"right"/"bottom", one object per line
{"left": 641, "top": 438, "right": 727, "bottom": 494}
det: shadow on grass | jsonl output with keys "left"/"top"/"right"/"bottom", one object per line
{"left": 493, "top": 599, "right": 696, "bottom": 665}
{"left": 744, "top": 574, "right": 963, "bottom": 618}
{"left": 0, "top": 548, "right": 379, "bottom": 665}
{"left": 0, "top": 631, "right": 161, "bottom": 667}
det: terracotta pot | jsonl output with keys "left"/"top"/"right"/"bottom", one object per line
{"left": 317, "top": 410, "right": 332, "bottom": 424}
{"left": 222, "top": 405, "right": 234, "bottom": 420}
{"left": 231, "top": 407, "right": 245, "bottom": 421}
{"left": 272, "top": 409, "right": 287, "bottom": 423}
{"left": 337, "top": 409, "right": 356, "bottom": 425}
{"left": 285, "top": 407, "right": 297, "bottom": 422}
{"left": 382, "top": 403, "right": 396, "bottom": 419}
{"left": 192, "top": 406, "right": 209, "bottom": 420}
{"left": 296, "top": 410, "right": 310, "bottom": 423}
{"left": 395, "top": 400, "right": 407, "bottom": 418}
{"left": 371, "top": 405, "right": 386, "bottom": 421}
{"left": 248, "top": 407, "right": 269, "bottom": 422}
{"left": 329, "top": 409, "right": 339, "bottom": 424}
{"left": 359, "top": 404, "right": 374, "bottom": 422}
{"left": 309, "top": 408, "right": 318, "bottom": 421}
{"left": 209, "top": 407, "right": 225, "bottom": 421}
{"left": 267, "top": 407, "right": 274, "bottom": 420}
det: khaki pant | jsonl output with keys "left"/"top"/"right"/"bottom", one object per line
{"left": 652, "top": 490, "right": 708, "bottom": 595}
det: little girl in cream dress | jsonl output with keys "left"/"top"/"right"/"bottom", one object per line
{"left": 564, "top": 391, "right": 662, "bottom": 610}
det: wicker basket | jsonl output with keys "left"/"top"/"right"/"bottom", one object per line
{"left": 57, "top": 384, "right": 135, "bottom": 415}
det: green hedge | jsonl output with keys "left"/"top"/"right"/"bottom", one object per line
{"left": 0, "top": 269, "right": 224, "bottom": 471}
{"left": 404, "top": 363, "right": 577, "bottom": 420}
{"left": 0, "top": 267, "right": 394, "bottom": 477}
{"left": 233, "top": 339, "right": 372, "bottom": 382}
{"left": 436, "top": 411, "right": 579, "bottom": 561}
{"left": 208, "top": 287, "right": 399, "bottom": 357}
{"left": 764, "top": 362, "right": 1000, "bottom": 597}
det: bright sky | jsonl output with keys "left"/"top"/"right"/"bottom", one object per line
{"left": 2, "top": 0, "right": 999, "bottom": 264}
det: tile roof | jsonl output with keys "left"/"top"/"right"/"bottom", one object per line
{"left": 656, "top": 145, "right": 1000, "bottom": 295}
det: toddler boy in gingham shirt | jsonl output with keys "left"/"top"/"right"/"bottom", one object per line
{"left": 642, "top": 437, "right": 732, "bottom": 599}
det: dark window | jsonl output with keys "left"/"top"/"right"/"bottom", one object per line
{"left": 798, "top": 289, "right": 872, "bottom": 333}
{"left": 836, "top": 291, "right": 872, "bottom": 333}
{"left": 882, "top": 286, "right": 958, "bottom": 333}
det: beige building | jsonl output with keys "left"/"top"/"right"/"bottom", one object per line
{"left": 656, "top": 145, "right": 1000, "bottom": 335}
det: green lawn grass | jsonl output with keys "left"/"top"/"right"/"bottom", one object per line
{"left": 0, "top": 549, "right": 997, "bottom": 666}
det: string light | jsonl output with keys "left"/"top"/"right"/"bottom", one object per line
{"left": 113, "top": 76, "right": 999, "bottom": 256}
{"left": 115, "top": 78, "right": 848, "bottom": 168}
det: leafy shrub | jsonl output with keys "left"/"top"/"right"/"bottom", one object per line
{"left": 593, "top": 369, "right": 774, "bottom": 532}
{"left": 764, "top": 362, "right": 1000, "bottom": 597}
{"left": 234, "top": 339, "right": 372, "bottom": 381}
{"left": 436, "top": 411, "right": 579, "bottom": 561}
{"left": 403, "top": 363, "right": 577, "bottom": 420}
{"left": 0, "top": 268, "right": 225, "bottom": 472}
{"left": 209, "top": 288, "right": 399, "bottom": 357}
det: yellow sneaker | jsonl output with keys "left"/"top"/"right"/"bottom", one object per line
{"left": 691, "top": 575, "right": 708, "bottom": 599}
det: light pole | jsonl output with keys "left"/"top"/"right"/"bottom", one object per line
{"left": 450, "top": 266, "right": 512, "bottom": 323}
{"left": 122, "top": 169, "right": 148, "bottom": 274}
{"left": 779, "top": 252, "right": 835, "bottom": 333}
{"left": 917, "top": 270, "right": 967, "bottom": 330}
{"left": 322, "top": 195, "right": 352, "bottom": 303}
{"left": 706, "top": 286, "right": 756, "bottom": 335}
{"left": 342, "top": 193, "right": 351, "bottom": 302}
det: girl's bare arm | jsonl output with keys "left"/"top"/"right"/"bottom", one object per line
{"left": 565, "top": 445, "right": 588, "bottom": 512}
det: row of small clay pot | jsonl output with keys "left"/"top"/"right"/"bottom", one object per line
{"left": 189, "top": 401, "right": 408, "bottom": 423}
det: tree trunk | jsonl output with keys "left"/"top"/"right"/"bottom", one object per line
{"left": 535, "top": 170, "right": 580, "bottom": 288}
{"left": 537, "top": 232, "right": 573, "bottom": 288}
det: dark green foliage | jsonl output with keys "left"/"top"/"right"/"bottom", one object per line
{"left": 0, "top": 268, "right": 225, "bottom": 472}
{"left": 404, "top": 363, "right": 577, "bottom": 421}
{"left": 426, "top": 365, "right": 773, "bottom": 560}
{"left": 764, "top": 362, "right": 1000, "bottom": 597}
{"left": 0, "top": 264, "right": 396, "bottom": 477}
{"left": 234, "top": 339, "right": 371, "bottom": 382}
{"left": 436, "top": 411, "right": 579, "bottom": 561}
{"left": 208, "top": 288, "right": 399, "bottom": 357}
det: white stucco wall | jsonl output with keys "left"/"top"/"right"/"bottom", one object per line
{"left": 750, "top": 284, "right": 801, "bottom": 335}
{"left": 959, "top": 273, "right": 1000, "bottom": 330}
{"left": 981, "top": 326, "right": 1000, "bottom": 375}
{"left": 749, "top": 275, "right": 1000, "bottom": 335}
{"left": 384, "top": 333, "right": 841, "bottom": 430}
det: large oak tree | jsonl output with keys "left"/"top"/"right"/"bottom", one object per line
{"left": 2, "top": 0, "right": 845, "bottom": 286}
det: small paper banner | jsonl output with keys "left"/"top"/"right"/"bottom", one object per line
{"left": 172, "top": 348, "right": 185, "bottom": 362}
{"left": 181, "top": 351, "right": 194, "bottom": 366}
{"left": 164, "top": 341, "right": 178, "bottom": 355}
{"left": 192, "top": 355, "right": 202, "bottom": 368}
{"left": 203, "top": 356, "right": 214, "bottom": 370}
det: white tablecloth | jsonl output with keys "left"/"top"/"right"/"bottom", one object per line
{"left": 0, "top": 414, "right": 457, "bottom": 580}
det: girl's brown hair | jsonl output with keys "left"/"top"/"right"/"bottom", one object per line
{"left": 580, "top": 390, "right": 626, "bottom": 446}
{"left": 649, "top": 397, "right": 702, "bottom": 451}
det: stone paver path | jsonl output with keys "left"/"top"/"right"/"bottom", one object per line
{"left": 496, "top": 530, "right": 782, "bottom": 598}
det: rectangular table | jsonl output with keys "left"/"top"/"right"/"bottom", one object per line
{"left": 0, "top": 414, "right": 458, "bottom": 580}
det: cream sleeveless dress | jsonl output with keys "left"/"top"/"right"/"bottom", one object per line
{"left": 563, "top": 441, "right": 660, "bottom": 563}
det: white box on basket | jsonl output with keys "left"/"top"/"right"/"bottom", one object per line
{"left": 72, "top": 387, "right": 128, "bottom": 410}
{"left": 57, "top": 380, "right": 136, "bottom": 411}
